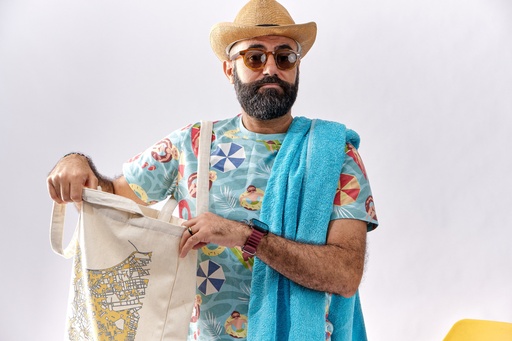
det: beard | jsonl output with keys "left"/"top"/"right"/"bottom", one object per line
{"left": 233, "top": 65, "right": 299, "bottom": 121}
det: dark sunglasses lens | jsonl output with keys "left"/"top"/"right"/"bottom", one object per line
{"left": 276, "top": 51, "right": 297, "bottom": 70}
{"left": 244, "top": 50, "right": 266, "bottom": 69}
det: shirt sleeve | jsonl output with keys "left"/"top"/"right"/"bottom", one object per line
{"left": 122, "top": 125, "right": 191, "bottom": 204}
{"left": 331, "top": 143, "right": 379, "bottom": 231}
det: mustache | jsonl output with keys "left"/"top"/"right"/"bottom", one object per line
{"left": 251, "top": 75, "right": 291, "bottom": 89}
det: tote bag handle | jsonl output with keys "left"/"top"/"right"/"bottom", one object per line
{"left": 50, "top": 202, "right": 77, "bottom": 258}
{"left": 50, "top": 120, "right": 213, "bottom": 258}
{"left": 195, "top": 120, "right": 212, "bottom": 216}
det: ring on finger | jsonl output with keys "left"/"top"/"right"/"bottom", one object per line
{"left": 187, "top": 227, "right": 194, "bottom": 236}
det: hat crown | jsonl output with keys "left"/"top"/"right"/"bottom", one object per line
{"left": 234, "top": 0, "right": 295, "bottom": 26}
{"left": 210, "top": 0, "right": 316, "bottom": 61}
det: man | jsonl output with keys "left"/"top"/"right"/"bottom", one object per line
{"left": 47, "top": 0, "right": 378, "bottom": 340}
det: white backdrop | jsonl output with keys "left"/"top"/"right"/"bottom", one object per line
{"left": 1, "top": 0, "right": 511, "bottom": 340}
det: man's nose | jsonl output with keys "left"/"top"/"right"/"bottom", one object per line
{"left": 262, "top": 53, "right": 279, "bottom": 76}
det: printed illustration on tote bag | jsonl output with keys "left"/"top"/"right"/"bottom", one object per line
{"left": 68, "top": 242, "right": 152, "bottom": 340}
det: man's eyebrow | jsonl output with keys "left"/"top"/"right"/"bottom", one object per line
{"left": 247, "top": 43, "right": 266, "bottom": 49}
{"left": 247, "top": 43, "right": 295, "bottom": 51}
{"left": 276, "top": 44, "right": 294, "bottom": 51}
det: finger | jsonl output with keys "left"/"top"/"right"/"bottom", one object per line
{"left": 85, "top": 174, "right": 99, "bottom": 190}
{"left": 47, "top": 179, "right": 64, "bottom": 204}
{"left": 70, "top": 172, "right": 97, "bottom": 202}
{"left": 182, "top": 217, "right": 198, "bottom": 227}
{"left": 192, "top": 242, "right": 207, "bottom": 250}
{"left": 59, "top": 180, "right": 72, "bottom": 203}
{"left": 179, "top": 236, "right": 191, "bottom": 258}
{"left": 68, "top": 176, "right": 87, "bottom": 203}
{"left": 180, "top": 233, "right": 201, "bottom": 258}
{"left": 179, "top": 228, "right": 192, "bottom": 253}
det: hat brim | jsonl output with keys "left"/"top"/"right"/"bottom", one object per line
{"left": 210, "top": 22, "right": 317, "bottom": 61}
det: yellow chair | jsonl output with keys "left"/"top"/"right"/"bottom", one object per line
{"left": 444, "top": 319, "right": 512, "bottom": 340}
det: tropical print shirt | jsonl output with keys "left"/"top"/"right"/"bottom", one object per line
{"left": 123, "top": 115, "right": 378, "bottom": 341}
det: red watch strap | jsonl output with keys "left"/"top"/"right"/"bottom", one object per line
{"left": 242, "top": 228, "right": 266, "bottom": 261}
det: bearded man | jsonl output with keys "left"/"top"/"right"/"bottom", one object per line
{"left": 47, "top": 0, "right": 378, "bottom": 340}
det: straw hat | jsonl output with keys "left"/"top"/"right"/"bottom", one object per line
{"left": 210, "top": 0, "right": 317, "bottom": 61}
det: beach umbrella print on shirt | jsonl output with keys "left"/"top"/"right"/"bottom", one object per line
{"left": 334, "top": 174, "right": 361, "bottom": 206}
{"left": 196, "top": 260, "right": 226, "bottom": 296}
{"left": 210, "top": 143, "right": 246, "bottom": 173}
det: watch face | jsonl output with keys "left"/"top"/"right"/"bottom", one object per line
{"left": 250, "top": 219, "right": 269, "bottom": 233}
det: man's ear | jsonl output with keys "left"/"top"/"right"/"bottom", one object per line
{"left": 223, "top": 60, "right": 235, "bottom": 84}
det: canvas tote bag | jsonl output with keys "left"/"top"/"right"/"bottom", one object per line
{"left": 50, "top": 120, "right": 213, "bottom": 341}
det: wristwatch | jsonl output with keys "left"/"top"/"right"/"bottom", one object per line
{"left": 242, "top": 218, "right": 269, "bottom": 261}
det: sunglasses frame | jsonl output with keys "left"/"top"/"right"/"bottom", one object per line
{"left": 230, "top": 48, "right": 301, "bottom": 71}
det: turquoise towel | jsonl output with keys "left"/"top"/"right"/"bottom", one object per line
{"left": 247, "top": 116, "right": 367, "bottom": 341}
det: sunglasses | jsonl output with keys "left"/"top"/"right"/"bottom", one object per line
{"left": 230, "top": 48, "right": 300, "bottom": 71}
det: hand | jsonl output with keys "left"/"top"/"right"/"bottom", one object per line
{"left": 47, "top": 154, "right": 98, "bottom": 204}
{"left": 179, "top": 213, "right": 251, "bottom": 258}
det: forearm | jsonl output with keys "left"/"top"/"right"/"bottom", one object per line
{"left": 179, "top": 214, "right": 367, "bottom": 297}
{"left": 256, "top": 224, "right": 366, "bottom": 297}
